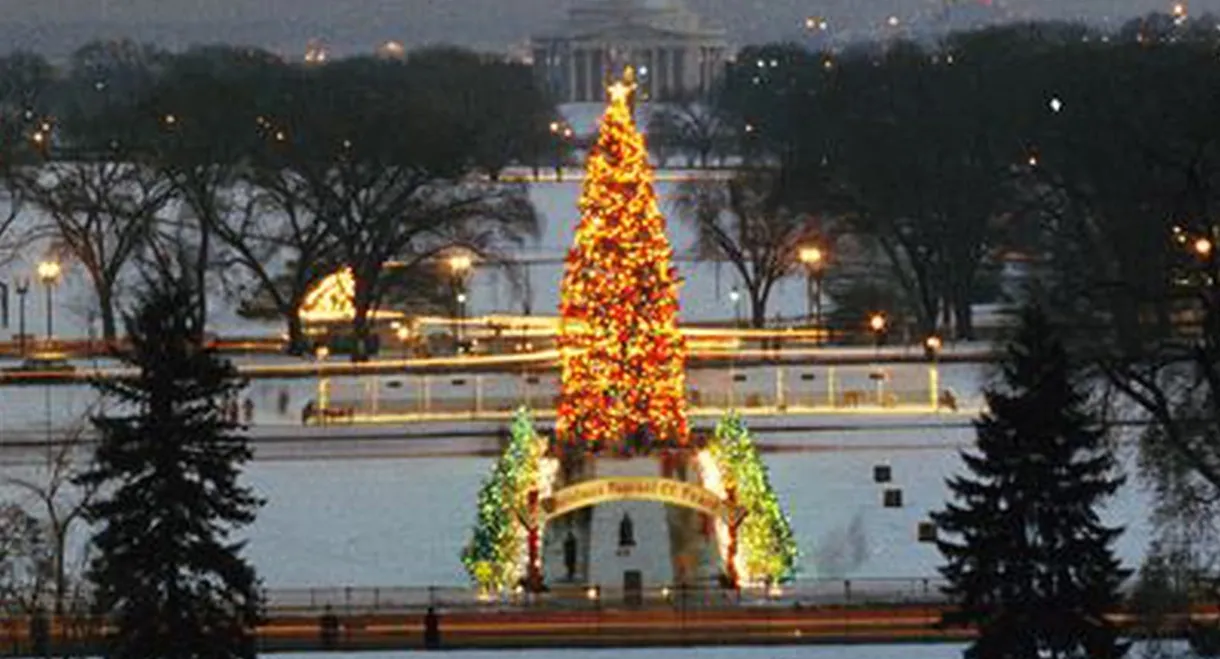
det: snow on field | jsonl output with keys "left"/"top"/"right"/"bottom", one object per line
{"left": 0, "top": 421, "right": 1156, "bottom": 591}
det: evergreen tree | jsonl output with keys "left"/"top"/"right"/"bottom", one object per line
{"left": 932, "top": 304, "right": 1129, "bottom": 659}
{"left": 79, "top": 279, "right": 262, "bottom": 659}
{"left": 556, "top": 67, "right": 688, "bottom": 453}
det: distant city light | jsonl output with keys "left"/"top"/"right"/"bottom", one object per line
{"left": 804, "top": 16, "right": 829, "bottom": 31}
{"left": 1049, "top": 97, "right": 1063, "bottom": 113}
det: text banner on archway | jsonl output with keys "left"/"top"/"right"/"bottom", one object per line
{"left": 540, "top": 476, "right": 743, "bottom": 522}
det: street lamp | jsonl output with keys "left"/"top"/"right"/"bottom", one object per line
{"left": 1195, "top": 237, "right": 1214, "bottom": 259}
{"left": 37, "top": 260, "right": 61, "bottom": 343}
{"left": 315, "top": 345, "right": 330, "bottom": 416}
{"left": 15, "top": 278, "right": 29, "bottom": 357}
{"left": 449, "top": 253, "right": 474, "bottom": 354}
{"left": 798, "top": 246, "right": 826, "bottom": 334}
{"left": 869, "top": 313, "right": 887, "bottom": 357}
{"left": 729, "top": 287, "right": 742, "bottom": 328}
{"left": 925, "top": 335, "right": 942, "bottom": 410}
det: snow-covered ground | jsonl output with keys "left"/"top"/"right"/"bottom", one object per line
{"left": 2, "top": 417, "right": 1150, "bottom": 591}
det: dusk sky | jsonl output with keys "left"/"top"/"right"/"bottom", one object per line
{"left": 0, "top": 0, "right": 1211, "bottom": 59}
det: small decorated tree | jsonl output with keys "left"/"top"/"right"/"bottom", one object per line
{"left": 462, "top": 409, "right": 547, "bottom": 592}
{"left": 706, "top": 413, "right": 799, "bottom": 585}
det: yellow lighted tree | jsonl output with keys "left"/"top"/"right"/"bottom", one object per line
{"left": 556, "top": 69, "right": 689, "bottom": 453}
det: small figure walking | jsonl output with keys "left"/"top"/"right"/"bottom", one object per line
{"left": 423, "top": 606, "right": 441, "bottom": 650}
{"left": 563, "top": 531, "right": 578, "bottom": 582}
{"left": 243, "top": 398, "right": 255, "bottom": 426}
{"left": 277, "top": 388, "right": 290, "bottom": 416}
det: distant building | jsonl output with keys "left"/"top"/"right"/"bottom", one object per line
{"left": 530, "top": 0, "right": 729, "bottom": 103}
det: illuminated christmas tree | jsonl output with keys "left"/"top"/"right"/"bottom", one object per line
{"left": 556, "top": 68, "right": 689, "bottom": 453}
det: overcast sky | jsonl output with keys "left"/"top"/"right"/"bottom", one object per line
{"left": 0, "top": 0, "right": 1211, "bottom": 59}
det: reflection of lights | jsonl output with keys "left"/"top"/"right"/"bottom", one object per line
{"left": 925, "top": 335, "right": 942, "bottom": 352}
{"left": 315, "top": 345, "right": 330, "bottom": 361}
{"left": 869, "top": 313, "right": 886, "bottom": 333}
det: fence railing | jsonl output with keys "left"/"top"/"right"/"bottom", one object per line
{"left": 0, "top": 577, "right": 954, "bottom": 618}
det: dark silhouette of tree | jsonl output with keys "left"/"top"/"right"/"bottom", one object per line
{"left": 137, "top": 45, "right": 285, "bottom": 334}
{"left": 933, "top": 304, "right": 1128, "bottom": 659}
{"left": 671, "top": 170, "right": 821, "bottom": 327}
{"left": 79, "top": 278, "right": 262, "bottom": 659}
{"left": 256, "top": 55, "right": 538, "bottom": 360}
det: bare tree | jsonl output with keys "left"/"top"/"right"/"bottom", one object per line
{"left": 3, "top": 419, "right": 99, "bottom": 616}
{"left": 15, "top": 161, "right": 171, "bottom": 340}
{"left": 671, "top": 170, "right": 820, "bottom": 327}
{"left": 211, "top": 174, "right": 336, "bottom": 354}
{"left": 647, "top": 94, "right": 732, "bottom": 168}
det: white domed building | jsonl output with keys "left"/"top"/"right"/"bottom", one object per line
{"left": 530, "top": 0, "right": 730, "bottom": 103}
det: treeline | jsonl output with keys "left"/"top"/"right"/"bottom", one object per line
{"left": 0, "top": 41, "right": 562, "bottom": 355}
{"left": 675, "top": 10, "right": 1220, "bottom": 601}
{"left": 654, "top": 12, "right": 1220, "bottom": 342}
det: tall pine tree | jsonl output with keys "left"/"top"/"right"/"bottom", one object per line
{"left": 556, "top": 68, "right": 688, "bottom": 453}
{"left": 933, "top": 304, "right": 1129, "bottom": 659}
{"left": 79, "top": 279, "right": 262, "bottom": 659}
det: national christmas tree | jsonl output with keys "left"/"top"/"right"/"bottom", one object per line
{"left": 556, "top": 68, "right": 689, "bottom": 453}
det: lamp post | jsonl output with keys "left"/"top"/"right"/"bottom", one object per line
{"left": 798, "top": 246, "right": 825, "bottom": 338}
{"left": 925, "top": 335, "right": 942, "bottom": 410}
{"left": 315, "top": 345, "right": 330, "bottom": 416}
{"left": 15, "top": 278, "right": 29, "bottom": 357}
{"left": 449, "top": 253, "right": 473, "bottom": 355}
{"left": 37, "top": 260, "right": 61, "bottom": 343}
{"left": 729, "top": 287, "right": 742, "bottom": 329}
{"left": 869, "top": 313, "right": 887, "bottom": 358}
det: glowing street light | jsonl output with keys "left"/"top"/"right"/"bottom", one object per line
{"left": 450, "top": 253, "right": 474, "bottom": 354}
{"left": 926, "top": 335, "right": 943, "bottom": 409}
{"left": 1049, "top": 97, "right": 1063, "bottom": 113}
{"left": 1195, "top": 236, "right": 1214, "bottom": 258}
{"left": 37, "top": 260, "right": 61, "bottom": 341}
{"left": 729, "top": 287, "right": 742, "bottom": 328}
{"left": 925, "top": 335, "right": 943, "bottom": 356}
{"left": 869, "top": 313, "right": 886, "bottom": 334}
{"left": 798, "top": 246, "right": 826, "bottom": 335}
